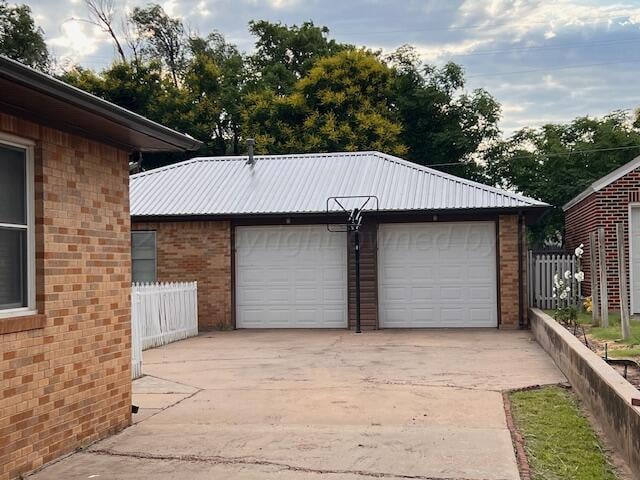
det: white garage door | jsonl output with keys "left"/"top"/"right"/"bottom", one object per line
{"left": 235, "top": 225, "right": 348, "bottom": 328}
{"left": 378, "top": 222, "right": 497, "bottom": 328}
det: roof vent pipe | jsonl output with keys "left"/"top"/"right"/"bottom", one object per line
{"left": 246, "top": 138, "right": 255, "bottom": 166}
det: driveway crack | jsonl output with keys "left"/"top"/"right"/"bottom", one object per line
{"left": 87, "top": 449, "right": 512, "bottom": 480}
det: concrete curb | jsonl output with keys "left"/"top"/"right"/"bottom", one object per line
{"left": 529, "top": 308, "right": 640, "bottom": 477}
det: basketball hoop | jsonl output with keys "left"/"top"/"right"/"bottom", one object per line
{"left": 326, "top": 196, "right": 379, "bottom": 333}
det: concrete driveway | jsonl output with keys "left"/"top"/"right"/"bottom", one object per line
{"left": 31, "top": 330, "right": 565, "bottom": 480}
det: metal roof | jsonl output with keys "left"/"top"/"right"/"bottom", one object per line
{"left": 0, "top": 56, "right": 202, "bottom": 152}
{"left": 131, "top": 151, "right": 548, "bottom": 217}
{"left": 563, "top": 155, "right": 640, "bottom": 211}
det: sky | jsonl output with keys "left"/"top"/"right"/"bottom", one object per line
{"left": 24, "top": 0, "right": 640, "bottom": 137}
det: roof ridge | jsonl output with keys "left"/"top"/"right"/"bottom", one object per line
{"left": 131, "top": 151, "right": 376, "bottom": 179}
{"left": 371, "top": 152, "right": 543, "bottom": 206}
{"left": 563, "top": 154, "right": 640, "bottom": 210}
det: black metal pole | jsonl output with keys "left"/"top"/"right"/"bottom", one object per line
{"left": 518, "top": 211, "right": 524, "bottom": 328}
{"left": 354, "top": 229, "right": 361, "bottom": 334}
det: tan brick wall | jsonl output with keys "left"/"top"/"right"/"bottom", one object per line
{"left": 0, "top": 113, "right": 131, "bottom": 480}
{"left": 131, "top": 221, "right": 232, "bottom": 330}
{"left": 499, "top": 215, "right": 523, "bottom": 328}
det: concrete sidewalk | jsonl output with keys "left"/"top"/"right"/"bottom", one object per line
{"left": 30, "top": 330, "right": 565, "bottom": 480}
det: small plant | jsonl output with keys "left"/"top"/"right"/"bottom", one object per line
{"left": 583, "top": 296, "right": 593, "bottom": 313}
{"left": 552, "top": 244, "right": 584, "bottom": 326}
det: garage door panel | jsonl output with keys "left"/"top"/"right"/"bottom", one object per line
{"left": 236, "top": 226, "right": 348, "bottom": 328}
{"left": 379, "top": 222, "right": 497, "bottom": 328}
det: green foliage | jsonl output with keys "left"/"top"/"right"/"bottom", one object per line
{"left": 510, "top": 387, "right": 617, "bottom": 480}
{"left": 485, "top": 111, "right": 640, "bottom": 244}
{"left": 248, "top": 20, "right": 348, "bottom": 95}
{"left": 390, "top": 45, "right": 500, "bottom": 179}
{"left": 130, "top": 4, "right": 186, "bottom": 86}
{"left": 244, "top": 50, "right": 407, "bottom": 156}
{"left": 553, "top": 305, "right": 578, "bottom": 325}
{"left": 0, "top": 0, "right": 49, "bottom": 71}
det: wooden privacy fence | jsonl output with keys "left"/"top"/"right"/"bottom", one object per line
{"left": 131, "top": 282, "right": 198, "bottom": 379}
{"left": 528, "top": 252, "right": 579, "bottom": 309}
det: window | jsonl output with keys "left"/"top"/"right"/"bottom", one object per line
{"left": 0, "top": 134, "right": 35, "bottom": 317}
{"left": 132, "top": 231, "right": 156, "bottom": 283}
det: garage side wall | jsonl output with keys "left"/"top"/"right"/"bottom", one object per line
{"left": 132, "top": 221, "right": 232, "bottom": 330}
{"left": 499, "top": 215, "right": 524, "bottom": 327}
{"left": 564, "top": 193, "right": 599, "bottom": 300}
{"left": 566, "top": 169, "right": 640, "bottom": 311}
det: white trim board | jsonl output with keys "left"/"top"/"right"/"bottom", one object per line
{"left": 563, "top": 155, "right": 640, "bottom": 211}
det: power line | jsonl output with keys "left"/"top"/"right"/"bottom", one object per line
{"left": 465, "top": 59, "right": 638, "bottom": 78}
{"left": 428, "top": 144, "right": 640, "bottom": 168}
{"left": 331, "top": 14, "right": 636, "bottom": 35}
{"left": 443, "top": 38, "right": 640, "bottom": 58}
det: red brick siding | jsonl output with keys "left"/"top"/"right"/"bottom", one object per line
{"left": 499, "top": 215, "right": 523, "bottom": 327}
{"left": 565, "top": 193, "right": 599, "bottom": 298}
{"left": 565, "top": 169, "right": 640, "bottom": 310}
{"left": 0, "top": 113, "right": 131, "bottom": 480}
{"left": 131, "top": 221, "right": 232, "bottom": 330}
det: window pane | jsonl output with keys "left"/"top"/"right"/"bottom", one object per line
{"left": 132, "top": 232, "right": 156, "bottom": 260}
{"left": 133, "top": 259, "right": 156, "bottom": 283}
{"left": 0, "top": 227, "right": 27, "bottom": 309}
{"left": 0, "top": 144, "right": 26, "bottom": 225}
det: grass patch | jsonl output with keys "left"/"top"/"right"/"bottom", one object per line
{"left": 510, "top": 386, "right": 618, "bottom": 480}
{"left": 606, "top": 346, "right": 640, "bottom": 359}
{"left": 544, "top": 310, "right": 640, "bottom": 346}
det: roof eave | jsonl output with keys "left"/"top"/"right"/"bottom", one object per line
{"left": 0, "top": 56, "right": 202, "bottom": 152}
{"left": 131, "top": 204, "right": 550, "bottom": 221}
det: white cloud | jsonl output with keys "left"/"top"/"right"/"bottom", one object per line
{"left": 47, "top": 19, "right": 108, "bottom": 64}
{"left": 197, "top": 1, "right": 211, "bottom": 16}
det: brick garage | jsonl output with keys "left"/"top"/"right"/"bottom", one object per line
{"left": 130, "top": 153, "right": 542, "bottom": 331}
{"left": 564, "top": 156, "right": 640, "bottom": 312}
{"left": 131, "top": 221, "right": 232, "bottom": 330}
{"left": 0, "top": 57, "right": 199, "bottom": 480}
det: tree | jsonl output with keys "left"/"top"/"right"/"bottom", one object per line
{"left": 248, "top": 20, "right": 348, "bottom": 95}
{"left": 131, "top": 4, "right": 187, "bottom": 86}
{"left": 484, "top": 111, "right": 640, "bottom": 244}
{"left": 84, "top": 0, "right": 126, "bottom": 63}
{"left": 243, "top": 50, "right": 407, "bottom": 156}
{"left": 0, "top": 1, "right": 49, "bottom": 70}
{"left": 389, "top": 45, "right": 500, "bottom": 180}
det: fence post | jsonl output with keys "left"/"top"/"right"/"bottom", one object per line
{"left": 616, "top": 223, "right": 631, "bottom": 340}
{"left": 589, "top": 231, "right": 600, "bottom": 325}
{"left": 597, "top": 227, "right": 609, "bottom": 328}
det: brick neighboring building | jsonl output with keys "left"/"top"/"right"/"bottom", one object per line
{"left": 131, "top": 152, "right": 544, "bottom": 331}
{"left": 564, "top": 156, "right": 640, "bottom": 312}
{"left": 0, "top": 57, "right": 200, "bottom": 480}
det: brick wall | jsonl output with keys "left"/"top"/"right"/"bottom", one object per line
{"left": 565, "top": 169, "right": 640, "bottom": 311}
{"left": 131, "top": 221, "right": 232, "bottom": 330}
{"left": 499, "top": 215, "right": 524, "bottom": 327}
{"left": 565, "top": 193, "right": 599, "bottom": 299}
{"left": 0, "top": 113, "right": 131, "bottom": 480}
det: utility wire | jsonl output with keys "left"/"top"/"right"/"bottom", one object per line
{"left": 428, "top": 144, "right": 640, "bottom": 168}
{"left": 444, "top": 38, "right": 640, "bottom": 58}
{"left": 332, "top": 14, "right": 634, "bottom": 35}
{"left": 465, "top": 59, "right": 638, "bottom": 78}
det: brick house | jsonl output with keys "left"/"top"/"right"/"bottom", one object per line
{"left": 130, "top": 152, "right": 548, "bottom": 331}
{"left": 0, "top": 57, "right": 200, "bottom": 480}
{"left": 564, "top": 155, "right": 640, "bottom": 312}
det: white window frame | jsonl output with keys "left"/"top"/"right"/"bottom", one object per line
{"left": 0, "top": 132, "right": 36, "bottom": 318}
{"left": 131, "top": 231, "right": 157, "bottom": 284}
{"left": 628, "top": 203, "right": 640, "bottom": 314}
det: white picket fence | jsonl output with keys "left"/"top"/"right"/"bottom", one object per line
{"left": 131, "top": 282, "right": 198, "bottom": 379}
{"left": 528, "top": 252, "right": 580, "bottom": 309}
